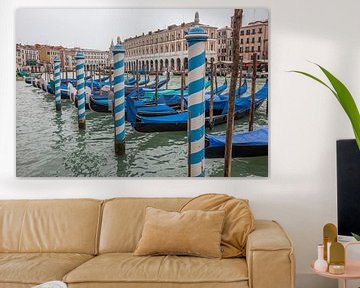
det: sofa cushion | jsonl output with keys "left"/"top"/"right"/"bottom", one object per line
{"left": 0, "top": 253, "right": 93, "bottom": 285}
{"left": 134, "top": 207, "right": 225, "bottom": 258}
{"left": 0, "top": 199, "right": 102, "bottom": 254}
{"left": 63, "top": 253, "right": 248, "bottom": 286}
{"left": 181, "top": 194, "right": 254, "bottom": 258}
{"left": 99, "top": 198, "right": 190, "bottom": 253}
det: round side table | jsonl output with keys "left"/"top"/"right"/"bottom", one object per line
{"left": 311, "top": 242, "right": 360, "bottom": 288}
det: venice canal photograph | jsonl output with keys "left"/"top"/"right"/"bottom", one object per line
{"left": 16, "top": 8, "right": 269, "bottom": 177}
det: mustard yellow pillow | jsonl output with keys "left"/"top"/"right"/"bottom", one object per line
{"left": 181, "top": 194, "right": 255, "bottom": 258}
{"left": 134, "top": 207, "right": 225, "bottom": 258}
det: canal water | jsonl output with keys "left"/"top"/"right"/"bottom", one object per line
{"left": 16, "top": 76, "right": 268, "bottom": 177}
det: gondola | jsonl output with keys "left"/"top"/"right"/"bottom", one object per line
{"left": 125, "top": 76, "right": 136, "bottom": 85}
{"left": 204, "top": 80, "right": 248, "bottom": 114}
{"left": 128, "top": 80, "right": 268, "bottom": 133}
{"left": 88, "top": 78, "right": 170, "bottom": 113}
{"left": 205, "top": 127, "right": 268, "bottom": 158}
{"left": 156, "top": 80, "right": 220, "bottom": 108}
{"left": 25, "top": 77, "right": 33, "bottom": 84}
{"left": 124, "top": 76, "right": 168, "bottom": 96}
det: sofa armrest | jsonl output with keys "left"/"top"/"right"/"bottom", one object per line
{"left": 246, "top": 220, "right": 295, "bottom": 288}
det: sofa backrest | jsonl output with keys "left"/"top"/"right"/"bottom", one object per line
{"left": 99, "top": 197, "right": 190, "bottom": 253}
{"left": 0, "top": 199, "right": 102, "bottom": 255}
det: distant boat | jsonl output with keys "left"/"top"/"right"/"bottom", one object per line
{"left": 125, "top": 76, "right": 136, "bottom": 85}
{"left": 127, "top": 80, "right": 268, "bottom": 133}
{"left": 125, "top": 76, "right": 168, "bottom": 96}
{"left": 25, "top": 77, "right": 33, "bottom": 84}
{"left": 205, "top": 127, "right": 268, "bottom": 158}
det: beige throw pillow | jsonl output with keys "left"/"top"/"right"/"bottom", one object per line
{"left": 134, "top": 207, "right": 225, "bottom": 258}
{"left": 181, "top": 194, "right": 255, "bottom": 258}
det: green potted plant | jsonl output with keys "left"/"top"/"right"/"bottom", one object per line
{"left": 291, "top": 63, "right": 360, "bottom": 241}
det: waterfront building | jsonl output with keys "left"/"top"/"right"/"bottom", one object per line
{"left": 123, "top": 18, "right": 217, "bottom": 72}
{"left": 217, "top": 26, "right": 233, "bottom": 62}
{"left": 231, "top": 19, "right": 269, "bottom": 62}
{"left": 16, "top": 44, "right": 40, "bottom": 71}
{"left": 82, "top": 48, "right": 110, "bottom": 71}
{"left": 35, "top": 44, "right": 64, "bottom": 65}
{"left": 63, "top": 48, "right": 110, "bottom": 71}
{"left": 238, "top": 20, "right": 268, "bottom": 62}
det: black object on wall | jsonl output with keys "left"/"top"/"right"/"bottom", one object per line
{"left": 337, "top": 139, "right": 360, "bottom": 236}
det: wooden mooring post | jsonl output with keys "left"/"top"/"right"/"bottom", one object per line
{"left": 75, "top": 52, "right": 86, "bottom": 129}
{"left": 90, "top": 66, "right": 94, "bottom": 92}
{"left": 185, "top": 11, "right": 208, "bottom": 177}
{"left": 112, "top": 41, "right": 126, "bottom": 156}
{"left": 166, "top": 66, "right": 169, "bottom": 89}
{"left": 209, "top": 59, "right": 215, "bottom": 127}
{"left": 237, "top": 60, "right": 243, "bottom": 97}
{"left": 155, "top": 65, "right": 159, "bottom": 105}
{"left": 248, "top": 53, "right": 257, "bottom": 132}
{"left": 180, "top": 66, "right": 185, "bottom": 112}
{"left": 224, "top": 9, "right": 243, "bottom": 177}
{"left": 136, "top": 60, "right": 139, "bottom": 99}
{"left": 214, "top": 62, "right": 218, "bottom": 95}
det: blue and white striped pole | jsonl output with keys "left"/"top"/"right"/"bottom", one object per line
{"left": 75, "top": 52, "right": 86, "bottom": 129}
{"left": 185, "top": 12, "right": 208, "bottom": 177}
{"left": 53, "top": 56, "right": 61, "bottom": 111}
{"left": 112, "top": 40, "right": 126, "bottom": 155}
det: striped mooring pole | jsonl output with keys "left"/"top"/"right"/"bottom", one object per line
{"left": 112, "top": 40, "right": 126, "bottom": 155}
{"left": 75, "top": 52, "right": 86, "bottom": 129}
{"left": 53, "top": 56, "right": 61, "bottom": 111}
{"left": 185, "top": 12, "right": 208, "bottom": 177}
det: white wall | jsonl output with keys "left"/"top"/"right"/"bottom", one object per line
{"left": 1, "top": 0, "right": 360, "bottom": 287}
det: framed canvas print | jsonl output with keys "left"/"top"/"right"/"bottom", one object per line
{"left": 16, "top": 8, "right": 269, "bottom": 177}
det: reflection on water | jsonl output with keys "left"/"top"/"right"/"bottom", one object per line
{"left": 16, "top": 76, "right": 268, "bottom": 177}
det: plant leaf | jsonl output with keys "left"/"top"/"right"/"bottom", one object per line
{"left": 351, "top": 232, "right": 360, "bottom": 241}
{"left": 315, "top": 64, "right": 360, "bottom": 150}
{"left": 289, "top": 70, "right": 337, "bottom": 99}
{"left": 290, "top": 66, "right": 360, "bottom": 150}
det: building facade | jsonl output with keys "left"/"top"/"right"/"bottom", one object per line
{"left": 239, "top": 20, "right": 268, "bottom": 62}
{"left": 35, "top": 44, "right": 64, "bottom": 65}
{"left": 217, "top": 26, "right": 233, "bottom": 62}
{"left": 220, "top": 19, "right": 269, "bottom": 64}
{"left": 16, "top": 43, "right": 110, "bottom": 72}
{"left": 123, "top": 19, "right": 217, "bottom": 72}
{"left": 16, "top": 44, "right": 39, "bottom": 68}
{"left": 62, "top": 48, "right": 110, "bottom": 71}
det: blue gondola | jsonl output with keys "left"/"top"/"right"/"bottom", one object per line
{"left": 125, "top": 76, "right": 136, "bottom": 85}
{"left": 155, "top": 80, "right": 227, "bottom": 108}
{"left": 204, "top": 80, "right": 247, "bottom": 113}
{"left": 127, "top": 80, "right": 268, "bottom": 133}
{"left": 205, "top": 127, "right": 268, "bottom": 158}
{"left": 124, "top": 76, "right": 168, "bottom": 96}
{"left": 88, "top": 78, "right": 169, "bottom": 113}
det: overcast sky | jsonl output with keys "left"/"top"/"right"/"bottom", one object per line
{"left": 16, "top": 8, "right": 268, "bottom": 51}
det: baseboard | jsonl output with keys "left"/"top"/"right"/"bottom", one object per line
{"left": 296, "top": 273, "right": 337, "bottom": 288}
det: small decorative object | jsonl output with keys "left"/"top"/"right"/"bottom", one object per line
{"left": 314, "top": 244, "right": 328, "bottom": 272}
{"left": 323, "top": 223, "right": 337, "bottom": 261}
{"left": 328, "top": 264, "right": 345, "bottom": 275}
{"left": 329, "top": 242, "right": 345, "bottom": 275}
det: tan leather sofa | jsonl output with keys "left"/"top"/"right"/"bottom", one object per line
{"left": 0, "top": 198, "right": 295, "bottom": 288}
